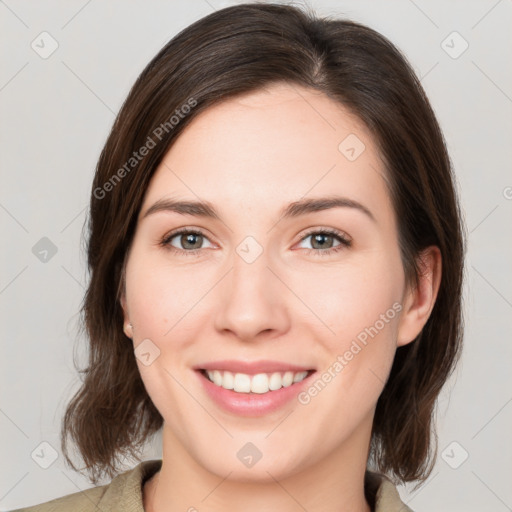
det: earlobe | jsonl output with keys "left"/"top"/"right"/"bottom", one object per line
{"left": 123, "top": 322, "right": 133, "bottom": 339}
{"left": 397, "top": 246, "right": 442, "bottom": 347}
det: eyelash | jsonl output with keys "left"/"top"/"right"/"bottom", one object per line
{"left": 159, "top": 227, "right": 352, "bottom": 257}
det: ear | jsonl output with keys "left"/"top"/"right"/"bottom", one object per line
{"left": 397, "top": 246, "right": 442, "bottom": 347}
{"left": 119, "top": 267, "right": 133, "bottom": 339}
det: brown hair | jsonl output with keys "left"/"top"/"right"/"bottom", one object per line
{"left": 61, "top": 2, "right": 465, "bottom": 487}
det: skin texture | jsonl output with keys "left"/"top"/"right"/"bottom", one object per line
{"left": 120, "top": 83, "right": 441, "bottom": 512}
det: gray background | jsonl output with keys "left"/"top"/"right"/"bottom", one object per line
{"left": 1, "top": 0, "right": 511, "bottom": 510}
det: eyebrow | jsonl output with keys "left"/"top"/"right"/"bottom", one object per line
{"left": 142, "top": 195, "right": 376, "bottom": 223}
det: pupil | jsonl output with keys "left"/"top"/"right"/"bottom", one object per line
{"left": 313, "top": 233, "right": 331, "bottom": 249}
{"left": 183, "top": 233, "right": 200, "bottom": 249}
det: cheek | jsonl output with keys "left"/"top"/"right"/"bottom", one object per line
{"left": 288, "top": 251, "right": 404, "bottom": 344}
{"left": 288, "top": 252, "right": 404, "bottom": 406}
{"left": 124, "top": 253, "right": 204, "bottom": 431}
{"left": 125, "top": 253, "right": 204, "bottom": 339}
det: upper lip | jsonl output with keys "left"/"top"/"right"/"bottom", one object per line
{"left": 194, "top": 360, "right": 315, "bottom": 375}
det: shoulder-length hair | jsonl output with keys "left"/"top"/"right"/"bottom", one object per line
{"left": 61, "top": 2, "right": 465, "bottom": 486}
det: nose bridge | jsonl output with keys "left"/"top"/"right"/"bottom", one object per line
{"left": 231, "top": 238, "right": 270, "bottom": 294}
{"left": 213, "top": 238, "right": 289, "bottom": 340}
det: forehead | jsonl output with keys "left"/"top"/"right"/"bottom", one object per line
{"left": 142, "top": 83, "right": 390, "bottom": 218}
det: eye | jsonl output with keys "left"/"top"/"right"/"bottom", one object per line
{"left": 296, "top": 228, "right": 352, "bottom": 256}
{"left": 160, "top": 228, "right": 214, "bottom": 256}
{"left": 160, "top": 227, "right": 352, "bottom": 257}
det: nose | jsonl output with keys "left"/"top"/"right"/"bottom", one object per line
{"left": 213, "top": 247, "right": 290, "bottom": 342}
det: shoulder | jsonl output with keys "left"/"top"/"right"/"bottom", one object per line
{"left": 10, "top": 459, "right": 162, "bottom": 512}
{"left": 9, "top": 483, "right": 108, "bottom": 512}
{"left": 366, "top": 471, "right": 414, "bottom": 512}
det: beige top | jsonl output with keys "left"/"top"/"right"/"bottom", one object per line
{"left": 11, "top": 459, "right": 413, "bottom": 511}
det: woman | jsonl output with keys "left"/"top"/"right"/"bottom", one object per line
{"left": 14, "top": 3, "right": 464, "bottom": 511}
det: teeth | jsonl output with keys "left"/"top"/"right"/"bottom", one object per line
{"left": 205, "top": 370, "right": 309, "bottom": 394}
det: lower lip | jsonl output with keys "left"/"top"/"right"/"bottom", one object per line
{"left": 195, "top": 370, "right": 315, "bottom": 416}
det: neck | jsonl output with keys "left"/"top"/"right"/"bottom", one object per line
{"left": 144, "top": 422, "right": 373, "bottom": 512}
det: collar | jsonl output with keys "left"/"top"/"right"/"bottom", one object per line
{"left": 100, "top": 459, "right": 412, "bottom": 512}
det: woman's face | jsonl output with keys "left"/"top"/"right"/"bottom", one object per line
{"left": 121, "top": 83, "right": 418, "bottom": 481}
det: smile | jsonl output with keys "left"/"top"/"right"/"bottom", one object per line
{"left": 201, "top": 369, "right": 312, "bottom": 394}
{"left": 196, "top": 367, "right": 316, "bottom": 416}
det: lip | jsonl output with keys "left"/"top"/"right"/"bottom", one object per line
{"left": 194, "top": 367, "right": 316, "bottom": 417}
{"left": 194, "top": 359, "right": 315, "bottom": 375}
